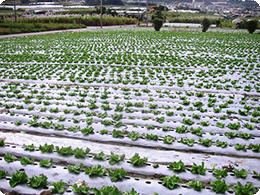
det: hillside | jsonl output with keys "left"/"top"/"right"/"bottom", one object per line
{"left": 129, "top": 0, "right": 259, "bottom": 7}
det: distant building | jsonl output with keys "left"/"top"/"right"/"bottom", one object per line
{"left": 109, "top": 6, "right": 147, "bottom": 18}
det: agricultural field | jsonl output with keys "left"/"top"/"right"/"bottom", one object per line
{"left": 0, "top": 29, "right": 259, "bottom": 195}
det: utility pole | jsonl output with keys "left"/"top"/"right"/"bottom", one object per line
{"left": 137, "top": 0, "right": 140, "bottom": 26}
{"left": 100, "top": 0, "right": 103, "bottom": 28}
{"left": 13, "top": 0, "right": 17, "bottom": 23}
{"left": 164, "top": 1, "right": 166, "bottom": 23}
{"left": 176, "top": 0, "right": 178, "bottom": 18}
{"left": 146, "top": 0, "right": 148, "bottom": 27}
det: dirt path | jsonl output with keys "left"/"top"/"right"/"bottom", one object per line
{"left": 0, "top": 25, "right": 136, "bottom": 39}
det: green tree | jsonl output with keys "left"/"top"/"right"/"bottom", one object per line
{"left": 201, "top": 18, "right": 211, "bottom": 32}
{"left": 152, "top": 11, "right": 164, "bottom": 31}
{"left": 152, "top": 11, "right": 164, "bottom": 21}
{"left": 153, "top": 18, "right": 163, "bottom": 31}
{"left": 216, "top": 20, "right": 221, "bottom": 27}
{"left": 246, "top": 20, "right": 258, "bottom": 34}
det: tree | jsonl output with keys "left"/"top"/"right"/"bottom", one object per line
{"left": 246, "top": 20, "right": 258, "bottom": 34}
{"left": 216, "top": 20, "right": 221, "bottom": 27}
{"left": 201, "top": 18, "right": 211, "bottom": 32}
{"left": 152, "top": 11, "right": 164, "bottom": 31}
{"left": 152, "top": 10, "right": 164, "bottom": 21}
{"left": 153, "top": 18, "right": 163, "bottom": 31}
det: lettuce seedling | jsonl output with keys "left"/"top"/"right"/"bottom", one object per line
{"left": 108, "top": 168, "right": 127, "bottom": 182}
{"left": 39, "top": 158, "right": 53, "bottom": 168}
{"left": 186, "top": 181, "right": 205, "bottom": 191}
{"left": 168, "top": 160, "right": 186, "bottom": 172}
{"left": 234, "top": 144, "right": 247, "bottom": 151}
{"left": 190, "top": 162, "right": 207, "bottom": 175}
{"left": 74, "top": 148, "right": 90, "bottom": 159}
{"left": 28, "top": 174, "right": 48, "bottom": 188}
{"left": 81, "top": 127, "right": 94, "bottom": 136}
{"left": 253, "top": 171, "right": 260, "bottom": 179}
{"left": 0, "top": 139, "right": 4, "bottom": 147}
{"left": 68, "top": 163, "right": 84, "bottom": 174}
{"left": 39, "top": 143, "right": 54, "bottom": 153}
{"left": 93, "top": 186, "right": 121, "bottom": 195}
{"left": 9, "top": 170, "right": 28, "bottom": 187}
{"left": 84, "top": 165, "right": 106, "bottom": 177}
{"left": 100, "top": 129, "right": 109, "bottom": 135}
{"left": 130, "top": 153, "right": 147, "bottom": 167}
{"left": 190, "top": 127, "right": 203, "bottom": 136}
{"left": 112, "top": 114, "right": 123, "bottom": 121}
{"left": 145, "top": 134, "right": 158, "bottom": 141}
{"left": 94, "top": 152, "right": 106, "bottom": 161}
{"left": 180, "top": 138, "right": 194, "bottom": 147}
{"left": 163, "top": 136, "right": 174, "bottom": 144}
{"left": 20, "top": 157, "right": 35, "bottom": 166}
{"left": 210, "top": 180, "right": 229, "bottom": 193}
{"left": 198, "top": 138, "right": 212, "bottom": 147}
{"left": 56, "top": 146, "right": 74, "bottom": 156}
{"left": 233, "top": 182, "right": 258, "bottom": 195}
{"left": 213, "top": 169, "right": 228, "bottom": 179}
{"left": 227, "top": 122, "right": 241, "bottom": 130}
{"left": 23, "top": 144, "right": 35, "bottom": 151}
{"left": 4, "top": 153, "right": 17, "bottom": 163}
{"left": 224, "top": 132, "right": 237, "bottom": 139}
{"left": 123, "top": 188, "right": 140, "bottom": 195}
{"left": 0, "top": 170, "right": 6, "bottom": 179}
{"left": 161, "top": 175, "right": 181, "bottom": 190}
{"left": 128, "top": 131, "right": 140, "bottom": 141}
{"left": 182, "top": 118, "right": 194, "bottom": 125}
{"left": 176, "top": 125, "right": 187, "bottom": 134}
{"left": 51, "top": 180, "right": 67, "bottom": 194}
{"left": 112, "top": 129, "right": 125, "bottom": 138}
{"left": 233, "top": 168, "right": 247, "bottom": 178}
{"left": 109, "top": 152, "right": 125, "bottom": 165}
{"left": 72, "top": 184, "right": 91, "bottom": 195}
{"left": 216, "top": 140, "right": 228, "bottom": 148}
{"left": 156, "top": 117, "right": 165, "bottom": 124}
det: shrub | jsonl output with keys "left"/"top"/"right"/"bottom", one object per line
{"left": 246, "top": 20, "right": 258, "bottom": 34}
{"left": 201, "top": 18, "right": 211, "bottom": 32}
{"left": 216, "top": 20, "right": 221, "bottom": 27}
{"left": 153, "top": 18, "right": 163, "bottom": 31}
